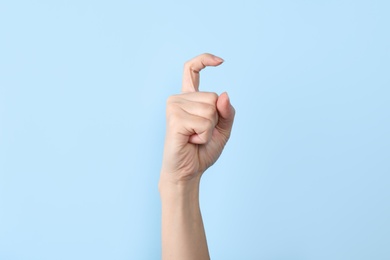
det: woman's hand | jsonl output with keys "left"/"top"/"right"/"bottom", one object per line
{"left": 160, "top": 53, "right": 235, "bottom": 185}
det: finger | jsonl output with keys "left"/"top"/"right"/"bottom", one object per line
{"left": 215, "top": 92, "right": 235, "bottom": 140}
{"left": 168, "top": 112, "right": 216, "bottom": 145}
{"left": 170, "top": 92, "right": 218, "bottom": 106}
{"left": 186, "top": 116, "right": 216, "bottom": 144}
{"left": 182, "top": 53, "right": 224, "bottom": 93}
{"left": 175, "top": 101, "right": 219, "bottom": 126}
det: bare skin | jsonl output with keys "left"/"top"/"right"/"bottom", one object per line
{"left": 159, "top": 53, "right": 235, "bottom": 260}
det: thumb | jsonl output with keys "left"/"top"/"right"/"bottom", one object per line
{"left": 216, "top": 92, "right": 235, "bottom": 139}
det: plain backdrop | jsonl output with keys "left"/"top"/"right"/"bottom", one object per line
{"left": 1, "top": 1, "right": 389, "bottom": 259}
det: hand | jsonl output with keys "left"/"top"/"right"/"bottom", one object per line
{"left": 160, "top": 53, "right": 235, "bottom": 185}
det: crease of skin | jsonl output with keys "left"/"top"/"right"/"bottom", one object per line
{"left": 189, "top": 69, "right": 197, "bottom": 90}
{"left": 178, "top": 106, "right": 216, "bottom": 123}
{"left": 187, "top": 61, "right": 205, "bottom": 91}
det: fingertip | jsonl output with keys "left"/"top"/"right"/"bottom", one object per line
{"left": 224, "top": 92, "right": 235, "bottom": 113}
{"left": 188, "top": 134, "right": 200, "bottom": 144}
{"left": 204, "top": 53, "right": 224, "bottom": 66}
{"left": 218, "top": 92, "right": 230, "bottom": 107}
{"left": 217, "top": 92, "right": 234, "bottom": 119}
{"left": 213, "top": 55, "right": 224, "bottom": 63}
{"left": 223, "top": 91, "right": 230, "bottom": 103}
{"left": 188, "top": 133, "right": 209, "bottom": 144}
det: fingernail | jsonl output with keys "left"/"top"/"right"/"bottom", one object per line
{"left": 214, "top": 56, "right": 224, "bottom": 63}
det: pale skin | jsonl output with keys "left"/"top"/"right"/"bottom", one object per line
{"left": 159, "top": 53, "right": 235, "bottom": 260}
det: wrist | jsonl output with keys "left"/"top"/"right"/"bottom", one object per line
{"left": 158, "top": 173, "right": 202, "bottom": 199}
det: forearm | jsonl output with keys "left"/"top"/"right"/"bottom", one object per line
{"left": 159, "top": 176, "right": 210, "bottom": 260}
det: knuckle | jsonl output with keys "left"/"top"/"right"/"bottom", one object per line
{"left": 183, "top": 61, "right": 193, "bottom": 71}
{"left": 206, "top": 92, "right": 218, "bottom": 103}
{"left": 184, "top": 61, "right": 199, "bottom": 73}
{"left": 166, "top": 110, "right": 181, "bottom": 129}
{"left": 166, "top": 95, "right": 177, "bottom": 105}
{"left": 204, "top": 104, "right": 217, "bottom": 119}
{"left": 166, "top": 101, "right": 179, "bottom": 112}
{"left": 166, "top": 102, "right": 181, "bottom": 120}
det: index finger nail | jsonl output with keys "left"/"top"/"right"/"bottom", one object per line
{"left": 214, "top": 56, "right": 224, "bottom": 63}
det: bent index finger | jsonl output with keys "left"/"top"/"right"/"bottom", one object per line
{"left": 182, "top": 53, "right": 224, "bottom": 93}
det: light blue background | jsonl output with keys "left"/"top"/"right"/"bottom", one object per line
{"left": 1, "top": 1, "right": 389, "bottom": 259}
